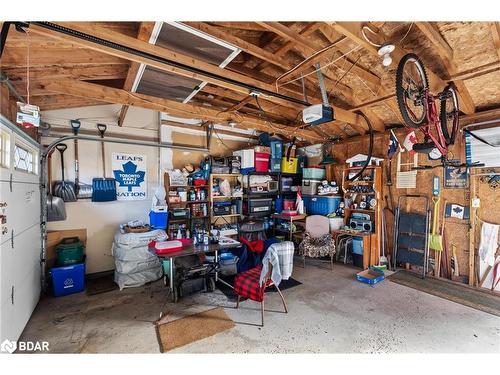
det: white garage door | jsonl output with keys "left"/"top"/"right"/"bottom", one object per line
{"left": 0, "top": 115, "right": 41, "bottom": 343}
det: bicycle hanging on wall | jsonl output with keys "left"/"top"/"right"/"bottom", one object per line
{"left": 395, "top": 53, "right": 483, "bottom": 170}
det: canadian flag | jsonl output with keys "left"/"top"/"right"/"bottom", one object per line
{"left": 403, "top": 130, "right": 417, "bottom": 154}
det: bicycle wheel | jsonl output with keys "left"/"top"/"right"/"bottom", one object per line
{"left": 440, "top": 84, "right": 459, "bottom": 145}
{"left": 396, "top": 53, "right": 429, "bottom": 128}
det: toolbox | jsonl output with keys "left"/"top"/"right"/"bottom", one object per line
{"left": 247, "top": 198, "right": 273, "bottom": 215}
{"left": 55, "top": 237, "right": 85, "bottom": 266}
{"left": 302, "top": 179, "right": 321, "bottom": 196}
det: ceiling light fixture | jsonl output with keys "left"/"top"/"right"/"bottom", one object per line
{"left": 378, "top": 43, "right": 395, "bottom": 67}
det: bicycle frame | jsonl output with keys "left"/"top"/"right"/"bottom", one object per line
{"left": 405, "top": 88, "right": 449, "bottom": 156}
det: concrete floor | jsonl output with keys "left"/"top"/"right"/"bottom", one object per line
{"left": 20, "top": 261, "right": 500, "bottom": 353}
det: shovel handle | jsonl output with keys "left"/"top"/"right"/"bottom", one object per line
{"left": 97, "top": 123, "right": 107, "bottom": 138}
{"left": 56, "top": 143, "right": 67, "bottom": 154}
{"left": 70, "top": 119, "right": 81, "bottom": 135}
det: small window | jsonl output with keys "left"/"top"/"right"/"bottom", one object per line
{"left": 14, "top": 142, "right": 38, "bottom": 174}
{"left": 0, "top": 130, "right": 10, "bottom": 168}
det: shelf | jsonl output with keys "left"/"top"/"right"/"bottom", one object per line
{"left": 273, "top": 213, "right": 307, "bottom": 221}
{"left": 211, "top": 195, "right": 242, "bottom": 200}
{"left": 275, "top": 228, "right": 304, "bottom": 235}
{"left": 244, "top": 191, "right": 279, "bottom": 197}
{"left": 345, "top": 208, "right": 376, "bottom": 214}
{"left": 345, "top": 181, "right": 374, "bottom": 185}
{"left": 212, "top": 214, "right": 241, "bottom": 218}
{"left": 186, "top": 200, "right": 208, "bottom": 204}
{"left": 211, "top": 173, "right": 241, "bottom": 177}
{"left": 169, "top": 217, "right": 190, "bottom": 222}
{"left": 191, "top": 215, "right": 209, "bottom": 219}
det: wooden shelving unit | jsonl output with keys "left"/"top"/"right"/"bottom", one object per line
{"left": 209, "top": 173, "right": 242, "bottom": 233}
{"left": 339, "top": 165, "right": 383, "bottom": 269}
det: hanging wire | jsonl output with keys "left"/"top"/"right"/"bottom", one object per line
{"left": 276, "top": 46, "right": 361, "bottom": 87}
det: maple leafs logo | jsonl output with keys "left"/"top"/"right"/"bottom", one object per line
{"left": 113, "top": 161, "right": 145, "bottom": 192}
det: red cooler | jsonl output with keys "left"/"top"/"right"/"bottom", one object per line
{"left": 254, "top": 152, "right": 270, "bottom": 172}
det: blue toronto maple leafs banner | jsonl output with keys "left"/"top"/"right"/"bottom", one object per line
{"left": 112, "top": 153, "right": 147, "bottom": 200}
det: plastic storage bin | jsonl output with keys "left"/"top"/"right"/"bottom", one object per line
{"left": 281, "top": 177, "right": 293, "bottom": 192}
{"left": 281, "top": 157, "right": 298, "bottom": 174}
{"left": 270, "top": 158, "right": 281, "bottom": 172}
{"left": 149, "top": 211, "right": 168, "bottom": 229}
{"left": 302, "top": 179, "right": 321, "bottom": 196}
{"left": 352, "top": 237, "right": 363, "bottom": 255}
{"left": 51, "top": 262, "right": 85, "bottom": 297}
{"left": 303, "top": 195, "right": 341, "bottom": 215}
{"left": 270, "top": 141, "right": 283, "bottom": 159}
{"left": 356, "top": 268, "right": 385, "bottom": 285}
{"left": 255, "top": 152, "right": 270, "bottom": 172}
{"left": 303, "top": 167, "right": 326, "bottom": 180}
{"left": 352, "top": 254, "right": 364, "bottom": 268}
{"left": 55, "top": 237, "right": 85, "bottom": 266}
{"left": 233, "top": 149, "right": 254, "bottom": 172}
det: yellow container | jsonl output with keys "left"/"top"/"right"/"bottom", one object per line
{"left": 281, "top": 157, "right": 298, "bottom": 174}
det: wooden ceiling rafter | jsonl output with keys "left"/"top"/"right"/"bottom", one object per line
{"left": 38, "top": 78, "right": 325, "bottom": 143}
{"left": 118, "top": 21, "right": 155, "bottom": 127}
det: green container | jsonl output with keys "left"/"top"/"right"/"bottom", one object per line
{"left": 55, "top": 237, "right": 85, "bottom": 266}
{"left": 162, "top": 259, "right": 171, "bottom": 279}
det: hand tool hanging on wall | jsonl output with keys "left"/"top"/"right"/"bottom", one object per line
{"left": 92, "top": 123, "right": 117, "bottom": 202}
{"left": 47, "top": 148, "right": 67, "bottom": 221}
{"left": 71, "top": 120, "right": 93, "bottom": 199}
{"left": 52, "top": 143, "right": 77, "bottom": 202}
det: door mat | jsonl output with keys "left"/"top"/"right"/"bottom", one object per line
{"left": 155, "top": 307, "right": 235, "bottom": 352}
{"left": 86, "top": 272, "right": 118, "bottom": 296}
{"left": 217, "top": 275, "right": 302, "bottom": 302}
{"left": 388, "top": 270, "right": 500, "bottom": 317}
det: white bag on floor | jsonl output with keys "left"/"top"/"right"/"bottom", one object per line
{"left": 113, "top": 229, "right": 166, "bottom": 249}
{"left": 115, "top": 257, "right": 161, "bottom": 274}
{"left": 114, "top": 265, "right": 163, "bottom": 290}
{"left": 112, "top": 242, "right": 157, "bottom": 262}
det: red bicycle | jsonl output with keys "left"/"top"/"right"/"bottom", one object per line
{"left": 396, "top": 53, "right": 459, "bottom": 158}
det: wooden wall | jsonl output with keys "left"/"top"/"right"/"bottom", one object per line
{"left": 329, "top": 128, "right": 500, "bottom": 284}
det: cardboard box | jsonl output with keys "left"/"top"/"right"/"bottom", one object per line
{"left": 254, "top": 145, "right": 271, "bottom": 154}
{"left": 46, "top": 229, "right": 87, "bottom": 271}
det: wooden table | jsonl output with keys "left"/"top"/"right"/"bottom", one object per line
{"left": 272, "top": 213, "right": 307, "bottom": 241}
{"left": 332, "top": 229, "right": 378, "bottom": 269}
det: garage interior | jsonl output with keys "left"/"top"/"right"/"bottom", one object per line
{"left": 1, "top": 18, "right": 500, "bottom": 356}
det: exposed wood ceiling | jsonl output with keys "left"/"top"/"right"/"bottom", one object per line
{"left": 2, "top": 21, "right": 500, "bottom": 143}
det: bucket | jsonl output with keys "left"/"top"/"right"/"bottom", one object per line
{"left": 329, "top": 217, "right": 344, "bottom": 231}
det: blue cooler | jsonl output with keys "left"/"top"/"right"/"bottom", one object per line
{"left": 149, "top": 210, "right": 168, "bottom": 229}
{"left": 51, "top": 262, "right": 85, "bottom": 297}
{"left": 303, "top": 195, "right": 341, "bottom": 215}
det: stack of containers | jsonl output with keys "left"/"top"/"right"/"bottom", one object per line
{"left": 270, "top": 140, "right": 283, "bottom": 173}
{"left": 302, "top": 167, "right": 326, "bottom": 196}
{"left": 112, "top": 229, "right": 164, "bottom": 290}
{"left": 50, "top": 237, "right": 86, "bottom": 297}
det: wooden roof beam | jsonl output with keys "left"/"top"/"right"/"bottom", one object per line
{"left": 490, "top": 22, "right": 500, "bottom": 61}
{"left": 38, "top": 78, "right": 324, "bottom": 143}
{"left": 25, "top": 22, "right": 307, "bottom": 112}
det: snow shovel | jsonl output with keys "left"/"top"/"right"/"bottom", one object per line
{"left": 47, "top": 149, "right": 67, "bottom": 221}
{"left": 429, "top": 195, "right": 443, "bottom": 252}
{"left": 53, "top": 143, "right": 77, "bottom": 202}
{"left": 92, "top": 123, "right": 117, "bottom": 202}
{"left": 71, "top": 120, "right": 92, "bottom": 199}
